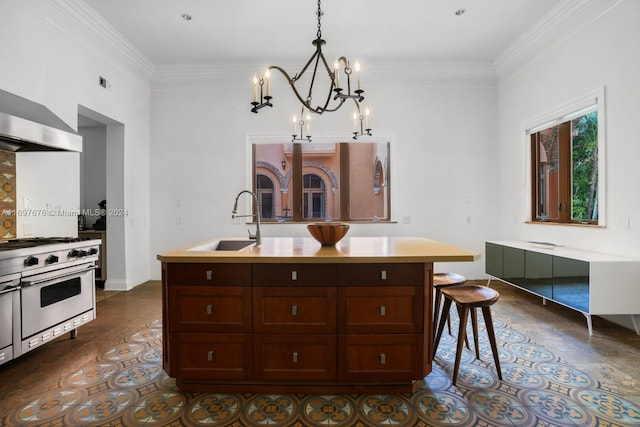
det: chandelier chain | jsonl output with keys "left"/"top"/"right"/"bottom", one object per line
{"left": 316, "top": 0, "right": 322, "bottom": 39}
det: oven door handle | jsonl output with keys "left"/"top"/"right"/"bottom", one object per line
{"left": 21, "top": 265, "right": 98, "bottom": 288}
{"left": 0, "top": 284, "right": 20, "bottom": 294}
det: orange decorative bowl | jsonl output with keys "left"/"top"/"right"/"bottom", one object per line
{"left": 307, "top": 222, "right": 350, "bottom": 246}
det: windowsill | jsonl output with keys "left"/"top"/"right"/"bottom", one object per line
{"left": 250, "top": 220, "right": 399, "bottom": 225}
{"left": 525, "top": 221, "right": 604, "bottom": 228}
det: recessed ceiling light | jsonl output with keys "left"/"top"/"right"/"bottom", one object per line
{"left": 455, "top": 9, "right": 466, "bottom": 16}
{"left": 181, "top": 13, "right": 192, "bottom": 21}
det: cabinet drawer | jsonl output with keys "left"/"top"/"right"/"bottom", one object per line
{"left": 338, "top": 334, "right": 423, "bottom": 381}
{"left": 168, "top": 286, "right": 252, "bottom": 332}
{"left": 337, "top": 263, "right": 425, "bottom": 286}
{"left": 338, "top": 286, "right": 422, "bottom": 333}
{"left": 253, "top": 264, "right": 337, "bottom": 286}
{"left": 172, "top": 333, "right": 252, "bottom": 380}
{"left": 254, "top": 287, "right": 337, "bottom": 333}
{"left": 254, "top": 334, "right": 336, "bottom": 380}
{"left": 166, "top": 263, "right": 251, "bottom": 286}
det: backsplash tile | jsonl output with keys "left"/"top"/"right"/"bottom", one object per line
{"left": 0, "top": 150, "right": 16, "bottom": 239}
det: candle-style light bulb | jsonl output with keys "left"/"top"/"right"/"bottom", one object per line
{"left": 264, "top": 69, "right": 271, "bottom": 97}
{"left": 333, "top": 60, "right": 340, "bottom": 88}
{"left": 365, "top": 108, "right": 370, "bottom": 129}
{"left": 292, "top": 115, "right": 297, "bottom": 135}
{"left": 306, "top": 113, "right": 311, "bottom": 135}
{"left": 252, "top": 74, "right": 258, "bottom": 102}
{"left": 355, "top": 62, "right": 361, "bottom": 91}
{"left": 353, "top": 112, "right": 358, "bottom": 132}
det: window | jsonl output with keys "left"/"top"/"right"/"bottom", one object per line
{"left": 530, "top": 106, "right": 599, "bottom": 224}
{"left": 253, "top": 141, "right": 390, "bottom": 222}
{"left": 256, "top": 174, "right": 274, "bottom": 219}
{"left": 303, "top": 174, "right": 325, "bottom": 219}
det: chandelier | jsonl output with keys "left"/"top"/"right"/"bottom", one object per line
{"left": 250, "top": 0, "right": 372, "bottom": 139}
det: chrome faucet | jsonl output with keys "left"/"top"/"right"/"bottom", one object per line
{"left": 232, "top": 190, "right": 261, "bottom": 246}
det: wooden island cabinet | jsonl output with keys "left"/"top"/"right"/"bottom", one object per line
{"left": 158, "top": 236, "right": 478, "bottom": 393}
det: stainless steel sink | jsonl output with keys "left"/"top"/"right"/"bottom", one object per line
{"left": 187, "top": 240, "right": 255, "bottom": 252}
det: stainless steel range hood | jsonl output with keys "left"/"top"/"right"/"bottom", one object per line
{"left": 0, "top": 89, "right": 82, "bottom": 152}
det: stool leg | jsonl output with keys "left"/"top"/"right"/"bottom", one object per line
{"left": 433, "top": 297, "right": 452, "bottom": 359}
{"left": 482, "top": 306, "right": 502, "bottom": 381}
{"left": 452, "top": 306, "right": 469, "bottom": 386}
{"left": 433, "top": 287, "right": 442, "bottom": 337}
{"left": 470, "top": 307, "right": 480, "bottom": 359}
{"left": 456, "top": 307, "right": 471, "bottom": 350}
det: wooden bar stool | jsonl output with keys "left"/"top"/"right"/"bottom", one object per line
{"left": 433, "top": 273, "right": 466, "bottom": 336}
{"left": 433, "top": 284, "right": 502, "bottom": 385}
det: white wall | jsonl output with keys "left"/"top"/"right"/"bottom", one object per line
{"left": 0, "top": 0, "right": 151, "bottom": 289}
{"left": 149, "top": 71, "right": 499, "bottom": 280}
{"left": 497, "top": 0, "right": 640, "bottom": 255}
{"left": 15, "top": 152, "right": 79, "bottom": 237}
{"left": 497, "top": 1, "right": 639, "bottom": 327}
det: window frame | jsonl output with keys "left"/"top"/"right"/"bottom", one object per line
{"left": 246, "top": 132, "right": 397, "bottom": 223}
{"left": 524, "top": 89, "right": 606, "bottom": 227}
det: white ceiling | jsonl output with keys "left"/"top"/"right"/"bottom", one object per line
{"left": 83, "top": 0, "right": 561, "bottom": 67}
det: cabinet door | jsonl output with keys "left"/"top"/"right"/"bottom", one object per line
{"left": 168, "top": 286, "right": 252, "bottom": 333}
{"left": 485, "top": 242, "right": 503, "bottom": 277}
{"left": 525, "top": 251, "right": 553, "bottom": 298}
{"left": 254, "top": 287, "right": 337, "bottom": 333}
{"left": 166, "top": 263, "right": 251, "bottom": 286}
{"left": 173, "top": 333, "right": 252, "bottom": 380}
{"left": 338, "top": 286, "right": 422, "bottom": 333}
{"left": 553, "top": 256, "right": 589, "bottom": 312}
{"left": 503, "top": 247, "right": 525, "bottom": 287}
{"left": 338, "top": 334, "right": 423, "bottom": 381}
{"left": 337, "top": 263, "right": 424, "bottom": 286}
{"left": 254, "top": 334, "right": 337, "bottom": 380}
{"left": 253, "top": 264, "right": 337, "bottom": 286}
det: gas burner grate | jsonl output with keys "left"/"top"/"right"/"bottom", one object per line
{"left": 0, "top": 237, "right": 86, "bottom": 250}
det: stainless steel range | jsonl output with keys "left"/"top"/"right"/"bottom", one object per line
{"left": 0, "top": 237, "right": 100, "bottom": 366}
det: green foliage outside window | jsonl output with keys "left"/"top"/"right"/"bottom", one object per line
{"left": 571, "top": 112, "right": 598, "bottom": 221}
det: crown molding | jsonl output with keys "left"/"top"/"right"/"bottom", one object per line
{"left": 50, "top": 0, "right": 155, "bottom": 81}
{"left": 495, "top": 0, "right": 625, "bottom": 79}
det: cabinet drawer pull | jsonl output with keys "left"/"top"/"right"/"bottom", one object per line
{"left": 292, "top": 352, "right": 299, "bottom": 363}
{"left": 207, "top": 350, "right": 214, "bottom": 361}
{"left": 291, "top": 270, "right": 297, "bottom": 281}
{"left": 291, "top": 305, "right": 298, "bottom": 316}
{"left": 206, "top": 270, "right": 214, "bottom": 280}
{"left": 379, "top": 353, "right": 386, "bottom": 365}
{"left": 380, "top": 270, "right": 387, "bottom": 280}
{"left": 379, "top": 305, "right": 386, "bottom": 316}
{"left": 206, "top": 304, "right": 213, "bottom": 315}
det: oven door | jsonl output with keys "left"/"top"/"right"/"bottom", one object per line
{"left": 20, "top": 263, "right": 95, "bottom": 339}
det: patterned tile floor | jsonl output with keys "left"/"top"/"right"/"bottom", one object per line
{"left": 2, "top": 312, "right": 640, "bottom": 426}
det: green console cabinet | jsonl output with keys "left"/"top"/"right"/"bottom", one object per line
{"left": 485, "top": 241, "right": 640, "bottom": 335}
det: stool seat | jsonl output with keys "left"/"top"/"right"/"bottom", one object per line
{"left": 441, "top": 285, "right": 499, "bottom": 307}
{"left": 433, "top": 272, "right": 466, "bottom": 287}
{"left": 434, "top": 284, "right": 502, "bottom": 386}
{"left": 433, "top": 273, "right": 466, "bottom": 338}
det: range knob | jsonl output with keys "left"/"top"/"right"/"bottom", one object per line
{"left": 24, "top": 256, "right": 39, "bottom": 267}
{"left": 88, "top": 248, "right": 98, "bottom": 255}
{"left": 46, "top": 255, "right": 59, "bottom": 264}
{"left": 69, "top": 249, "right": 87, "bottom": 258}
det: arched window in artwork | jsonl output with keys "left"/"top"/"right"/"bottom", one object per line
{"left": 256, "top": 174, "right": 274, "bottom": 219}
{"left": 303, "top": 173, "right": 325, "bottom": 219}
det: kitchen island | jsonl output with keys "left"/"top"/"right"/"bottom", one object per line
{"left": 157, "top": 236, "right": 479, "bottom": 393}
